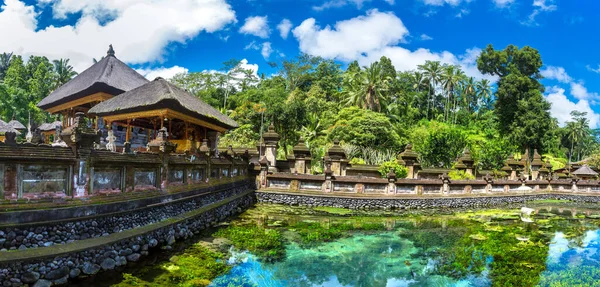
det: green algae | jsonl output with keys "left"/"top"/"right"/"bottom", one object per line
{"left": 213, "top": 225, "right": 285, "bottom": 262}
{"left": 112, "top": 243, "right": 230, "bottom": 287}
{"left": 312, "top": 206, "right": 353, "bottom": 215}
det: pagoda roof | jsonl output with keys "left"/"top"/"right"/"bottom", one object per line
{"left": 572, "top": 164, "right": 598, "bottom": 176}
{"left": 88, "top": 77, "right": 238, "bottom": 130}
{"left": 37, "top": 46, "right": 148, "bottom": 111}
{"left": 38, "top": 121, "right": 62, "bottom": 132}
{"left": 7, "top": 120, "right": 25, "bottom": 130}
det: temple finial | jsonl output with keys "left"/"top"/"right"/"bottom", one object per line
{"left": 107, "top": 44, "right": 115, "bottom": 56}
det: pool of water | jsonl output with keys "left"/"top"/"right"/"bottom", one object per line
{"left": 101, "top": 202, "right": 600, "bottom": 287}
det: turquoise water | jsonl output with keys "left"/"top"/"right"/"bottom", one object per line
{"left": 208, "top": 204, "right": 600, "bottom": 287}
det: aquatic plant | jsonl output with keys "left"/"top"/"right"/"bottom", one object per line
{"left": 112, "top": 243, "right": 230, "bottom": 287}
{"left": 213, "top": 225, "right": 285, "bottom": 262}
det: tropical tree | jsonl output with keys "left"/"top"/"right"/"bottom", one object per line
{"left": 417, "top": 61, "right": 443, "bottom": 119}
{"left": 476, "top": 79, "right": 493, "bottom": 111}
{"left": 343, "top": 61, "right": 389, "bottom": 112}
{"left": 0, "top": 52, "right": 13, "bottom": 81}
{"left": 52, "top": 59, "right": 77, "bottom": 89}
{"left": 440, "top": 65, "right": 464, "bottom": 122}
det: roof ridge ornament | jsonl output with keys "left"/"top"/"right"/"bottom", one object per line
{"left": 107, "top": 44, "right": 115, "bottom": 57}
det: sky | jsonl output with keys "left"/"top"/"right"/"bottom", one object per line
{"left": 0, "top": 0, "right": 599, "bottom": 127}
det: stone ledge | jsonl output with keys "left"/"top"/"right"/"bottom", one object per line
{"left": 256, "top": 190, "right": 600, "bottom": 210}
{"left": 0, "top": 189, "right": 254, "bottom": 264}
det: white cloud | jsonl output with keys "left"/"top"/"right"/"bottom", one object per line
{"left": 277, "top": 19, "right": 292, "bottom": 39}
{"left": 261, "top": 42, "right": 273, "bottom": 59}
{"left": 545, "top": 86, "right": 599, "bottom": 129}
{"left": 420, "top": 34, "right": 433, "bottom": 41}
{"left": 492, "top": 0, "right": 514, "bottom": 8}
{"left": 570, "top": 82, "right": 599, "bottom": 101}
{"left": 136, "top": 65, "right": 188, "bottom": 80}
{"left": 293, "top": 10, "right": 494, "bottom": 81}
{"left": 244, "top": 41, "right": 274, "bottom": 60}
{"left": 522, "top": 0, "right": 557, "bottom": 26}
{"left": 293, "top": 9, "right": 408, "bottom": 62}
{"left": 421, "top": 0, "right": 471, "bottom": 6}
{"left": 533, "top": 0, "right": 557, "bottom": 11}
{"left": 541, "top": 66, "right": 572, "bottom": 83}
{"left": 239, "top": 15, "right": 270, "bottom": 38}
{"left": 0, "top": 0, "right": 236, "bottom": 72}
{"left": 586, "top": 65, "right": 600, "bottom": 74}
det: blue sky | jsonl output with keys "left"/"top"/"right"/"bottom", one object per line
{"left": 1, "top": 0, "right": 599, "bottom": 127}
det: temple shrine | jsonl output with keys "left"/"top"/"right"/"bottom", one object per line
{"left": 36, "top": 45, "right": 237, "bottom": 153}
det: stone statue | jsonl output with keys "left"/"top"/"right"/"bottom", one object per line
{"left": 25, "top": 113, "right": 32, "bottom": 143}
{"left": 4, "top": 131, "right": 17, "bottom": 145}
{"left": 106, "top": 130, "right": 117, "bottom": 152}
{"left": 30, "top": 127, "right": 43, "bottom": 144}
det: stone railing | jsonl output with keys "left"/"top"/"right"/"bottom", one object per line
{"left": 259, "top": 172, "right": 600, "bottom": 196}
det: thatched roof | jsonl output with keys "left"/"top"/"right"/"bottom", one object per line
{"left": 7, "top": 120, "right": 25, "bottom": 130}
{"left": 39, "top": 121, "right": 62, "bottom": 132}
{"left": 88, "top": 77, "right": 239, "bottom": 129}
{"left": 572, "top": 164, "right": 598, "bottom": 176}
{"left": 37, "top": 46, "right": 148, "bottom": 111}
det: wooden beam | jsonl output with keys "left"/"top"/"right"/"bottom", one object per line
{"left": 46, "top": 92, "right": 113, "bottom": 114}
{"left": 101, "top": 108, "right": 229, "bottom": 133}
{"left": 125, "top": 119, "right": 131, "bottom": 143}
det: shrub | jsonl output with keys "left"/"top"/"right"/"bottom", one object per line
{"left": 378, "top": 161, "right": 408, "bottom": 178}
{"left": 349, "top": 158, "right": 366, "bottom": 165}
{"left": 448, "top": 169, "right": 475, "bottom": 180}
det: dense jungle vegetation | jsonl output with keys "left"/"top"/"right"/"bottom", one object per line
{"left": 1, "top": 44, "right": 599, "bottom": 173}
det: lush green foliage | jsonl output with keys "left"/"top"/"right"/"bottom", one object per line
{"left": 378, "top": 160, "right": 408, "bottom": 178}
{"left": 3, "top": 45, "right": 600, "bottom": 170}
{"left": 448, "top": 169, "right": 475, "bottom": 180}
{"left": 213, "top": 225, "right": 285, "bottom": 262}
{"left": 113, "top": 243, "right": 230, "bottom": 287}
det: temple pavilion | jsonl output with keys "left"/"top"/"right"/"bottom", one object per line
{"left": 37, "top": 45, "right": 238, "bottom": 153}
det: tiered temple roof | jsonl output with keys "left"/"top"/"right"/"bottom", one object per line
{"left": 88, "top": 77, "right": 238, "bottom": 131}
{"left": 37, "top": 45, "right": 149, "bottom": 113}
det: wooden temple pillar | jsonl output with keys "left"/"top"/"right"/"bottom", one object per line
{"left": 124, "top": 119, "right": 132, "bottom": 153}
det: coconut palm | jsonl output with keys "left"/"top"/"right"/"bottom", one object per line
{"left": 476, "top": 79, "right": 493, "bottom": 111}
{"left": 343, "top": 61, "right": 389, "bottom": 112}
{"left": 417, "top": 61, "right": 443, "bottom": 119}
{"left": 440, "top": 65, "right": 465, "bottom": 122}
{"left": 52, "top": 59, "right": 78, "bottom": 89}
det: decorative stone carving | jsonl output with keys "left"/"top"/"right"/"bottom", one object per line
{"left": 3, "top": 131, "right": 17, "bottom": 145}
{"left": 106, "top": 130, "right": 117, "bottom": 152}
{"left": 60, "top": 112, "right": 99, "bottom": 157}
{"left": 147, "top": 127, "right": 176, "bottom": 153}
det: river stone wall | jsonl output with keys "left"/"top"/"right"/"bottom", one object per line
{"left": 256, "top": 191, "right": 600, "bottom": 209}
{"left": 0, "top": 183, "right": 251, "bottom": 252}
{"left": 0, "top": 192, "right": 255, "bottom": 287}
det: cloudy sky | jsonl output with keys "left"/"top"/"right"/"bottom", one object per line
{"left": 0, "top": 0, "right": 598, "bottom": 127}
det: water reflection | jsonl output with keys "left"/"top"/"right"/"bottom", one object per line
{"left": 209, "top": 204, "right": 600, "bottom": 287}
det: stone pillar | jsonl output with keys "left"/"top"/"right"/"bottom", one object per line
{"left": 324, "top": 161, "right": 333, "bottom": 193}
{"left": 459, "top": 148, "right": 474, "bottom": 176}
{"left": 571, "top": 178, "right": 579, "bottom": 192}
{"left": 326, "top": 140, "right": 347, "bottom": 177}
{"left": 399, "top": 144, "right": 420, "bottom": 179}
{"left": 440, "top": 173, "right": 450, "bottom": 195}
{"left": 60, "top": 112, "right": 100, "bottom": 198}
{"left": 258, "top": 156, "right": 269, "bottom": 189}
{"left": 291, "top": 137, "right": 311, "bottom": 174}
{"left": 207, "top": 131, "right": 221, "bottom": 157}
{"left": 483, "top": 173, "right": 493, "bottom": 193}
{"left": 530, "top": 149, "right": 544, "bottom": 180}
{"left": 262, "top": 124, "right": 279, "bottom": 172}
{"left": 387, "top": 169, "right": 397, "bottom": 194}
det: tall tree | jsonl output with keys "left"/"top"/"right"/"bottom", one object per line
{"left": 0, "top": 52, "right": 13, "bottom": 82}
{"left": 417, "top": 61, "right": 443, "bottom": 120}
{"left": 343, "top": 61, "right": 389, "bottom": 112}
{"left": 440, "top": 65, "right": 464, "bottom": 123}
{"left": 477, "top": 44, "right": 552, "bottom": 151}
{"left": 52, "top": 59, "right": 77, "bottom": 90}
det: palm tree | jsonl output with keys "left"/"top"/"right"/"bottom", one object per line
{"left": 52, "top": 59, "right": 78, "bottom": 89}
{"left": 417, "top": 61, "right": 442, "bottom": 119}
{"left": 343, "top": 62, "right": 389, "bottom": 111}
{"left": 440, "top": 65, "right": 464, "bottom": 122}
{"left": 476, "top": 79, "right": 493, "bottom": 111}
